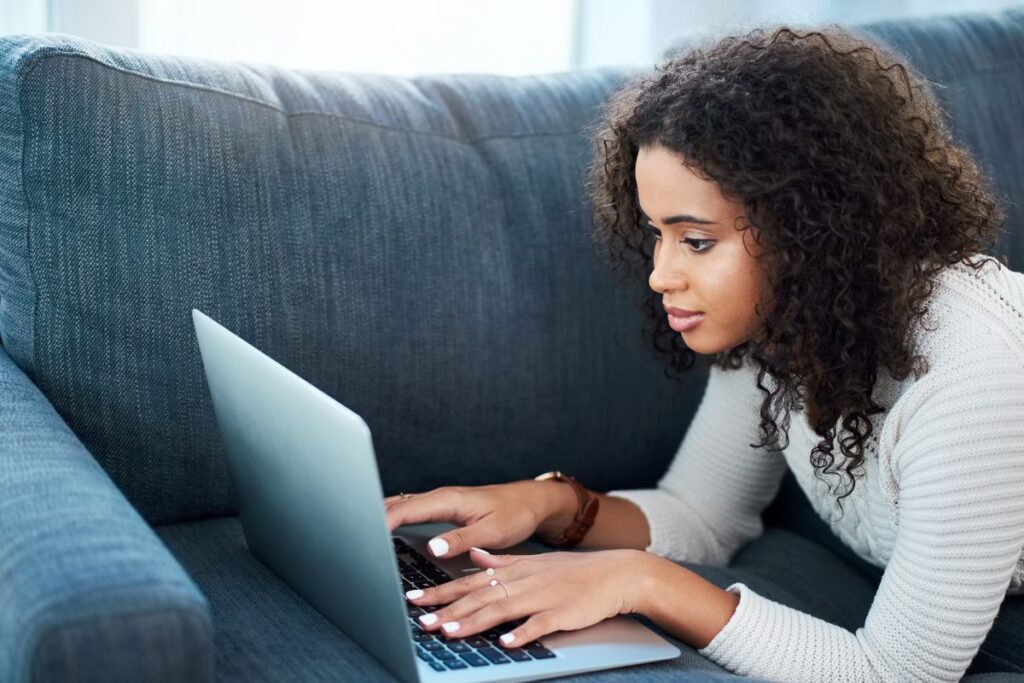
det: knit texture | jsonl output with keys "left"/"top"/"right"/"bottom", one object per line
{"left": 607, "top": 255, "right": 1024, "bottom": 681}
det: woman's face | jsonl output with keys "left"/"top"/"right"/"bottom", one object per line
{"left": 635, "top": 143, "right": 770, "bottom": 354}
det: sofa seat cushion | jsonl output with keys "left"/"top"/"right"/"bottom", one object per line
{"left": 154, "top": 516, "right": 892, "bottom": 682}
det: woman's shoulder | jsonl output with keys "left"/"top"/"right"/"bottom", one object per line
{"left": 908, "top": 254, "right": 1024, "bottom": 369}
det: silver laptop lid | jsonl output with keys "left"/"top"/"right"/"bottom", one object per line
{"left": 192, "top": 308, "right": 421, "bottom": 683}
{"left": 192, "top": 308, "right": 681, "bottom": 683}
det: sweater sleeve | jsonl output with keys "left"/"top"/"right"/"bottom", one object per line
{"left": 606, "top": 360, "right": 788, "bottom": 566}
{"left": 697, "top": 349, "right": 1024, "bottom": 682}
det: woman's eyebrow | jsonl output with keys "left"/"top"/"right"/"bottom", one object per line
{"left": 641, "top": 210, "right": 717, "bottom": 225}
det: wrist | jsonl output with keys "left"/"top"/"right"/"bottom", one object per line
{"left": 628, "top": 550, "right": 668, "bottom": 616}
{"left": 532, "top": 479, "right": 580, "bottom": 543}
{"left": 632, "top": 554, "right": 740, "bottom": 649}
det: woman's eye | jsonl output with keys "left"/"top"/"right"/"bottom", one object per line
{"left": 683, "top": 238, "right": 714, "bottom": 253}
{"left": 648, "top": 226, "right": 714, "bottom": 254}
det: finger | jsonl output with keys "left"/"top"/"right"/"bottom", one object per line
{"left": 384, "top": 489, "right": 434, "bottom": 506}
{"left": 385, "top": 488, "right": 455, "bottom": 533}
{"left": 407, "top": 550, "right": 523, "bottom": 606}
{"left": 494, "top": 609, "right": 560, "bottom": 649}
{"left": 418, "top": 576, "right": 540, "bottom": 638}
{"left": 421, "top": 519, "right": 516, "bottom": 559}
{"left": 468, "top": 548, "right": 534, "bottom": 569}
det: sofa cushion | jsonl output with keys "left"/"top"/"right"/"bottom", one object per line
{"left": 154, "top": 515, "right": 866, "bottom": 681}
{"left": 0, "top": 33, "right": 705, "bottom": 524}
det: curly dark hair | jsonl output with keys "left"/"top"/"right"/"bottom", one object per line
{"left": 584, "top": 24, "right": 1006, "bottom": 511}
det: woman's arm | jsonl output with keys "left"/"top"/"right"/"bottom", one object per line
{"left": 604, "top": 359, "right": 788, "bottom": 565}
{"left": 649, "top": 345, "right": 1024, "bottom": 682}
{"left": 535, "top": 481, "right": 655, "bottom": 550}
{"left": 634, "top": 553, "right": 742, "bottom": 649}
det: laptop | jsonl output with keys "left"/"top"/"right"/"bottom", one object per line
{"left": 191, "top": 308, "right": 681, "bottom": 682}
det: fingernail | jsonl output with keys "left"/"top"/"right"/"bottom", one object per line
{"left": 500, "top": 633, "right": 516, "bottom": 645}
{"left": 486, "top": 568, "right": 495, "bottom": 576}
{"left": 428, "top": 537, "right": 448, "bottom": 557}
{"left": 442, "top": 621, "right": 460, "bottom": 633}
{"left": 470, "top": 546, "right": 491, "bottom": 555}
{"left": 419, "top": 613, "right": 438, "bottom": 626}
{"left": 405, "top": 589, "right": 424, "bottom": 600}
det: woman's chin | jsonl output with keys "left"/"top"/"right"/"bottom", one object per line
{"left": 680, "top": 328, "right": 737, "bottom": 355}
{"left": 680, "top": 331, "right": 717, "bottom": 355}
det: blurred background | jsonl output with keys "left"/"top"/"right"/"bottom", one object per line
{"left": 2, "top": 0, "right": 1023, "bottom": 76}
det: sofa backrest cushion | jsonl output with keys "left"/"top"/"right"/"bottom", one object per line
{"left": 2, "top": 7, "right": 1022, "bottom": 525}
{"left": 0, "top": 34, "right": 703, "bottom": 524}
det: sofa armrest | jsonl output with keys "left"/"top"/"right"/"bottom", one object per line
{"left": 0, "top": 348, "right": 213, "bottom": 682}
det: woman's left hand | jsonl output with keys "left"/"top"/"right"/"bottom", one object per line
{"left": 406, "top": 547, "right": 653, "bottom": 648}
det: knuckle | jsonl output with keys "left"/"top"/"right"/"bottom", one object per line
{"left": 465, "top": 590, "right": 485, "bottom": 609}
{"left": 534, "top": 611, "right": 558, "bottom": 633}
{"left": 446, "top": 527, "right": 467, "bottom": 550}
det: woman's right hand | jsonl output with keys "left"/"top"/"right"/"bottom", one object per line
{"left": 384, "top": 480, "right": 569, "bottom": 559}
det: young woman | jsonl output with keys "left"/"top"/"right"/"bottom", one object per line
{"left": 384, "top": 25, "right": 1024, "bottom": 680}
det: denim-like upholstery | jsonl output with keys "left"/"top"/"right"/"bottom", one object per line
{"left": 0, "top": 32, "right": 697, "bottom": 528}
{"left": 1, "top": 6, "right": 1023, "bottom": 682}
{"left": 0, "top": 348, "right": 212, "bottom": 681}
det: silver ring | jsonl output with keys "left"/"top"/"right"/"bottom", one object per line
{"left": 399, "top": 492, "right": 414, "bottom": 500}
{"left": 489, "top": 578, "right": 511, "bottom": 599}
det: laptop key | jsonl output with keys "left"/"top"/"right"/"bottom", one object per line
{"left": 421, "top": 641, "right": 444, "bottom": 651}
{"left": 444, "top": 659, "right": 469, "bottom": 670}
{"left": 446, "top": 642, "right": 472, "bottom": 653}
{"left": 503, "top": 648, "right": 533, "bottom": 662}
{"left": 415, "top": 649, "right": 434, "bottom": 662}
{"left": 458, "top": 651, "right": 490, "bottom": 667}
{"left": 477, "top": 647, "right": 512, "bottom": 664}
{"left": 428, "top": 661, "right": 447, "bottom": 672}
{"left": 464, "top": 635, "right": 490, "bottom": 649}
{"left": 523, "top": 643, "right": 556, "bottom": 659}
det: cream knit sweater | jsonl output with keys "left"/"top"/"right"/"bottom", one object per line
{"left": 606, "top": 255, "right": 1024, "bottom": 682}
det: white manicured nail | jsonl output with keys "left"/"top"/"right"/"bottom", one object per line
{"left": 428, "top": 537, "right": 448, "bottom": 557}
{"left": 419, "top": 613, "right": 438, "bottom": 626}
{"left": 485, "top": 568, "right": 495, "bottom": 576}
{"left": 470, "top": 546, "right": 491, "bottom": 555}
{"left": 442, "top": 621, "right": 460, "bottom": 633}
{"left": 405, "top": 589, "right": 424, "bottom": 600}
{"left": 500, "top": 633, "right": 516, "bottom": 645}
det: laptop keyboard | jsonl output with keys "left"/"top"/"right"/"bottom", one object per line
{"left": 393, "top": 537, "right": 557, "bottom": 672}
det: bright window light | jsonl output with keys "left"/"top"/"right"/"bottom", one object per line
{"left": 138, "top": 0, "right": 579, "bottom": 76}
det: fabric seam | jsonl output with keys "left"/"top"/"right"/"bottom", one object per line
{"left": 18, "top": 49, "right": 591, "bottom": 145}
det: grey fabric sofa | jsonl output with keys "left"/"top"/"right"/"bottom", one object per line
{"left": 1, "top": 7, "right": 1022, "bottom": 682}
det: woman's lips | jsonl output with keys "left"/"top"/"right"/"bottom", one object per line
{"left": 667, "top": 311, "right": 706, "bottom": 332}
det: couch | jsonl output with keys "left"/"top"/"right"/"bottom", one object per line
{"left": 1, "top": 7, "right": 1022, "bottom": 682}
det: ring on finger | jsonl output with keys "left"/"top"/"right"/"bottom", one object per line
{"left": 489, "top": 577, "right": 511, "bottom": 599}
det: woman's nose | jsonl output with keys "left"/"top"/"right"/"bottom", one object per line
{"left": 648, "top": 248, "right": 687, "bottom": 294}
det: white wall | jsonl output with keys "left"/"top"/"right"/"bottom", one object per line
{"left": 3, "top": 0, "right": 579, "bottom": 77}
{"left": 50, "top": 0, "right": 139, "bottom": 47}
{"left": 4, "top": 0, "right": 1023, "bottom": 75}
{"left": 0, "top": 0, "right": 47, "bottom": 34}
{"left": 577, "top": 0, "right": 1024, "bottom": 68}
